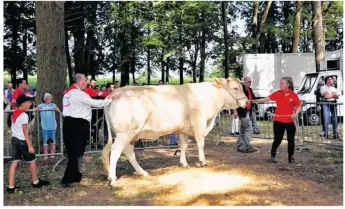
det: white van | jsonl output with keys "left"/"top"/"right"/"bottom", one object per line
{"left": 298, "top": 68, "right": 343, "bottom": 125}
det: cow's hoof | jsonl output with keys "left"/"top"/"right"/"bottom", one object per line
{"left": 200, "top": 161, "right": 208, "bottom": 167}
{"left": 109, "top": 179, "right": 117, "bottom": 187}
{"left": 180, "top": 162, "right": 189, "bottom": 167}
{"left": 141, "top": 171, "right": 150, "bottom": 177}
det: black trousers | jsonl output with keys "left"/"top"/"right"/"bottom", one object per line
{"left": 62, "top": 116, "right": 90, "bottom": 184}
{"left": 271, "top": 121, "right": 296, "bottom": 158}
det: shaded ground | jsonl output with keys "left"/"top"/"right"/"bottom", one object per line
{"left": 3, "top": 137, "right": 343, "bottom": 206}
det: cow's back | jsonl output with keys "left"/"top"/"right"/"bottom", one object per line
{"left": 107, "top": 83, "right": 223, "bottom": 138}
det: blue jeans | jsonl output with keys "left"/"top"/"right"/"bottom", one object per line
{"left": 251, "top": 112, "right": 259, "bottom": 132}
{"left": 322, "top": 102, "right": 338, "bottom": 137}
{"left": 170, "top": 133, "right": 178, "bottom": 145}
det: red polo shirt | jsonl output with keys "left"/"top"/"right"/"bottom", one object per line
{"left": 84, "top": 87, "right": 98, "bottom": 97}
{"left": 100, "top": 91, "right": 109, "bottom": 98}
{"left": 269, "top": 89, "right": 302, "bottom": 123}
{"left": 11, "top": 88, "right": 25, "bottom": 110}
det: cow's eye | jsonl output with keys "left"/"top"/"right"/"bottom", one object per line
{"left": 233, "top": 87, "right": 238, "bottom": 91}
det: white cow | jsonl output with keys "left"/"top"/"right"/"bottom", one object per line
{"left": 102, "top": 77, "right": 248, "bottom": 187}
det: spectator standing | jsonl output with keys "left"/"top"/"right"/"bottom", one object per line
{"left": 36, "top": 93, "right": 61, "bottom": 160}
{"left": 320, "top": 76, "right": 341, "bottom": 139}
{"left": 7, "top": 95, "right": 49, "bottom": 193}
{"left": 61, "top": 73, "right": 121, "bottom": 187}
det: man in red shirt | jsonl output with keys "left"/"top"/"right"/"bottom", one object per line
{"left": 84, "top": 79, "right": 98, "bottom": 97}
{"left": 253, "top": 77, "right": 302, "bottom": 164}
{"left": 11, "top": 79, "right": 27, "bottom": 110}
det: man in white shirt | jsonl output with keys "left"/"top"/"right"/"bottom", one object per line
{"left": 61, "top": 73, "right": 121, "bottom": 187}
{"left": 319, "top": 76, "right": 340, "bottom": 139}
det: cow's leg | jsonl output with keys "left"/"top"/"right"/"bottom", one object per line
{"left": 108, "top": 134, "right": 127, "bottom": 187}
{"left": 179, "top": 134, "right": 189, "bottom": 167}
{"left": 123, "top": 144, "right": 149, "bottom": 177}
{"left": 195, "top": 136, "right": 207, "bottom": 167}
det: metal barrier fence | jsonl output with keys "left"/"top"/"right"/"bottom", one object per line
{"left": 3, "top": 102, "right": 342, "bottom": 165}
{"left": 215, "top": 102, "right": 343, "bottom": 147}
{"left": 3, "top": 109, "right": 64, "bottom": 160}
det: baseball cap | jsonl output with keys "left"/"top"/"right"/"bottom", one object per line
{"left": 16, "top": 94, "right": 34, "bottom": 106}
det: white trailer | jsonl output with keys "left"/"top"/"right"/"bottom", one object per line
{"left": 240, "top": 49, "right": 343, "bottom": 120}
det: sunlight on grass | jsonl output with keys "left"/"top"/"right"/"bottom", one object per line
{"left": 113, "top": 167, "right": 253, "bottom": 204}
{"left": 157, "top": 168, "right": 251, "bottom": 200}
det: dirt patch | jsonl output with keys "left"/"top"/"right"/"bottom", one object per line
{"left": 3, "top": 137, "right": 343, "bottom": 206}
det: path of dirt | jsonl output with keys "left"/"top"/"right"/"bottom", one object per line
{"left": 3, "top": 137, "right": 343, "bottom": 206}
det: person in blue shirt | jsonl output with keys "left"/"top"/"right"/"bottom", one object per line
{"left": 36, "top": 93, "right": 60, "bottom": 160}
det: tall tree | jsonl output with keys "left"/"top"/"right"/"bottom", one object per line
{"left": 292, "top": 0, "right": 302, "bottom": 53}
{"left": 222, "top": 1, "right": 229, "bottom": 78}
{"left": 35, "top": 1, "right": 67, "bottom": 108}
{"left": 312, "top": 1, "right": 325, "bottom": 72}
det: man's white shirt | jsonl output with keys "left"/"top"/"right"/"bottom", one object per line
{"left": 320, "top": 85, "right": 340, "bottom": 101}
{"left": 63, "top": 86, "right": 112, "bottom": 122}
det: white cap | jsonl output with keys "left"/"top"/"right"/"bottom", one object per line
{"left": 44, "top": 93, "right": 52, "bottom": 101}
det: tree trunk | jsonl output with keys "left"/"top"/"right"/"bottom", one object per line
{"left": 251, "top": 0, "right": 259, "bottom": 53}
{"left": 131, "top": 54, "right": 136, "bottom": 84}
{"left": 65, "top": 30, "right": 73, "bottom": 85}
{"left": 292, "top": 0, "right": 302, "bottom": 53}
{"left": 312, "top": 1, "right": 325, "bottom": 72}
{"left": 179, "top": 57, "right": 184, "bottom": 84}
{"left": 257, "top": 0, "right": 272, "bottom": 51}
{"left": 36, "top": 1, "right": 67, "bottom": 109}
{"left": 22, "top": 30, "right": 28, "bottom": 81}
{"left": 9, "top": 2, "right": 19, "bottom": 85}
{"left": 161, "top": 50, "right": 165, "bottom": 83}
{"left": 199, "top": 10, "right": 206, "bottom": 83}
{"left": 165, "top": 57, "right": 170, "bottom": 84}
{"left": 192, "top": 39, "right": 199, "bottom": 83}
{"left": 222, "top": 1, "right": 229, "bottom": 78}
{"left": 147, "top": 45, "right": 151, "bottom": 84}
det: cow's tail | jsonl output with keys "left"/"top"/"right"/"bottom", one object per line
{"left": 102, "top": 104, "right": 113, "bottom": 173}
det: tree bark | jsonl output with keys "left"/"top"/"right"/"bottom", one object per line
{"left": 36, "top": 1, "right": 67, "bottom": 109}
{"left": 222, "top": 1, "right": 229, "bottom": 78}
{"left": 292, "top": 0, "right": 302, "bottom": 53}
{"left": 312, "top": 1, "right": 325, "bottom": 72}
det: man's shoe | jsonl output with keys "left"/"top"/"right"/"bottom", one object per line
{"left": 235, "top": 132, "right": 239, "bottom": 136}
{"left": 332, "top": 134, "right": 341, "bottom": 140}
{"left": 7, "top": 185, "right": 19, "bottom": 194}
{"left": 245, "top": 147, "right": 258, "bottom": 153}
{"left": 270, "top": 155, "right": 277, "bottom": 163}
{"left": 60, "top": 182, "right": 72, "bottom": 188}
{"left": 289, "top": 157, "right": 297, "bottom": 164}
{"left": 253, "top": 131, "right": 260, "bottom": 135}
{"left": 32, "top": 178, "right": 50, "bottom": 188}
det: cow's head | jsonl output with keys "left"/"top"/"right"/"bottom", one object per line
{"left": 214, "top": 77, "right": 248, "bottom": 109}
